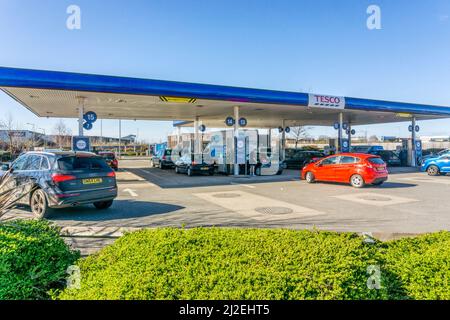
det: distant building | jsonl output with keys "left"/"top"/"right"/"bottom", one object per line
{"left": 0, "top": 130, "right": 44, "bottom": 142}
{"left": 420, "top": 136, "right": 450, "bottom": 142}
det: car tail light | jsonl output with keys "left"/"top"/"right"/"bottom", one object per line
{"left": 52, "top": 174, "right": 76, "bottom": 183}
{"left": 162, "top": 155, "right": 166, "bottom": 160}
{"left": 107, "top": 171, "right": 116, "bottom": 178}
{"left": 192, "top": 161, "right": 197, "bottom": 165}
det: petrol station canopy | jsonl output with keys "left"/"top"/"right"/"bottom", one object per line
{"left": 1, "top": 67, "right": 450, "bottom": 128}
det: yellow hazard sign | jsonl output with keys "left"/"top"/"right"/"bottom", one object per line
{"left": 396, "top": 113, "right": 412, "bottom": 118}
{"left": 160, "top": 96, "right": 197, "bottom": 103}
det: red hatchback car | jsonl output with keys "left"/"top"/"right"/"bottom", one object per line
{"left": 301, "top": 153, "right": 388, "bottom": 188}
{"left": 99, "top": 152, "right": 119, "bottom": 171}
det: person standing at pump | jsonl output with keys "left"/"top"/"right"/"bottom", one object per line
{"left": 249, "top": 148, "right": 257, "bottom": 176}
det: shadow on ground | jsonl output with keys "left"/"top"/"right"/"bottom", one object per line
{"left": 10, "top": 200, "right": 185, "bottom": 221}
{"left": 125, "top": 167, "right": 300, "bottom": 189}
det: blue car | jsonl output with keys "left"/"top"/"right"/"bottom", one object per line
{"left": 421, "top": 154, "right": 450, "bottom": 176}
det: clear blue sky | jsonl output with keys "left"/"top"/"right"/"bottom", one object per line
{"left": 1, "top": 0, "right": 450, "bottom": 142}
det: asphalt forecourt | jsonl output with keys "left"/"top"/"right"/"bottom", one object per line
{"left": 2, "top": 158, "right": 450, "bottom": 238}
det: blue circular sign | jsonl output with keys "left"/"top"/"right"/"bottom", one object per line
{"left": 83, "top": 111, "right": 97, "bottom": 123}
{"left": 342, "top": 123, "right": 348, "bottom": 130}
{"left": 83, "top": 122, "right": 93, "bottom": 130}
{"left": 408, "top": 125, "right": 413, "bottom": 132}
{"left": 225, "top": 116, "right": 235, "bottom": 127}
{"left": 199, "top": 124, "right": 206, "bottom": 132}
{"left": 333, "top": 122, "right": 340, "bottom": 130}
{"left": 343, "top": 140, "right": 349, "bottom": 148}
{"left": 415, "top": 125, "right": 420, "bottom": 132}
{"left": 238, "top": 117, "right": 247, "bottom": 127}
{"left": 278, "top": 127, "right": 284, "bottom": 133}
{"left": 416, "top": 141, "right": 421, "bottom": 149}
{"left": 285, "top": 127, "right": 291, "bottom": 133}
{"left": 351, "top": 129, "right": 356, "bottom": 135}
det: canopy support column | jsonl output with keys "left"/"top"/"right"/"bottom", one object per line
{"left": 338, "top": 112, "right": 343, "bottom": 153}
{"left": 77, "top": 97, "right": 85, "bottom": 137}
{"left": 411, "top": 116, "right": 417, "bottom": 167}
{"left": 194, "top": 116, "right": 201, "bottom": 163}
{"left": 281, "top": 120, "right": 286, "bottom": 161}
{"left": 234, "top": 106, "right": 240, "bottom": 176}
{"left": 118, "top": 119, "right": 122, "bottom": 159}
{"left": 347, "top": 123, "right": 352, "bottom": 151}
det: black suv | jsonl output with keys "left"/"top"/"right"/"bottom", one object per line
{"left": 0, "top": 151, "right": 117, "bottom": 219}
{"left": 151, "top": 149, "right": 174, "bottom": 169}
{"left": 284, "top": 149, "right": 325, "bottom": 169}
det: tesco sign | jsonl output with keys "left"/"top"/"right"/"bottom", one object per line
{"left": 308, "top": 94, "right": 345, "bottom": 109}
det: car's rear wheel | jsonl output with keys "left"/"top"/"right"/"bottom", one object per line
{"left": 94, "top": 200, "right": 114, "bottom": 210}
{"left": 150, "top": 160, "right": 155, "bottom": 168}
{"left": 209, "top": 169, "right": 214, "bottom": 176}
{"left": 159, "top": 162, "right": 164, "bottom": 169}
{"left": 30, "top": 189, "right": 52, "bottom": 219}
{"left": 305, "top": 172, "right": 315, "bottom": 183}
{"left": 175, "top": 166, "right": 180, "bottom": 174}
{"left": 350, "top": 174, "right": 365, "bottom": 188}
{"left": 187, "top": 167, "right": 194, "bottom": 176}
{"left": 255, "top": 167, "right": 261, "bottom": 176}
{"left": 427, "top": 165, "right": 440, "bottom": 176}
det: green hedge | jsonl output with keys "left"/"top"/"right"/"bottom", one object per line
{"left": 0, "top": 220, "right": 79, "bottom": 300}
{"left": 3, "top": 224, "right": 446, "bottom": 300}
{"left": 59, "top": 228, "right": 393, "bottom": 300}
{"left": 383, "top": 232, "right": 450, "bottom": 300}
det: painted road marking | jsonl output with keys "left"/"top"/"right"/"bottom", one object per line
{"left": 123, "top": 188, "right": 138, "bottom": 197}
{"left": 116, "top": 171, "right": 145, "bottom": 181}
{"left": 230, "top": 182, "right": 256, "bottom": 189}
{"left": 333, "top": 192, "right": 419, "bottom": 207}
{"left": 194, "top": 190, "right": 322, "bottom": 220}
{"left": 398, "top": 176, "right": 450, "bottom": 185}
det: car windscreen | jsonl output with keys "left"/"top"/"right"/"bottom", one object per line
{"left": 351, "top": 147, "right": 368, "bottom": 153}
{"left": 57, "top": 156, "right": 110, "bottom": 171}
{"left": 367, "top": 157, "right": 385, "bottom": 165}
{"left": 100, "top": 154, "right": 115, "bottom": 160}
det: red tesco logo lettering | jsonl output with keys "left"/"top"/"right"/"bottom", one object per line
{"left": 314, "top": 95, "right": 341, "bottom": 104}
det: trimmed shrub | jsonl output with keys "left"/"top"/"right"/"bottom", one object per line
{"left": 0, "top": 219, "right": 79, "bottom": 300}
{"left": 59, "top": 228, "right": 389, "bottom": 300}
{"left": 383, "top": 232, "right": 450, "bottom": 300}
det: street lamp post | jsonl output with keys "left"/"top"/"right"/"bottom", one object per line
{"left": 38, "top": 128, "right": 46, "bottom": 149}
{"left": 26, "top": 123, "right": 36, "bottom": 150}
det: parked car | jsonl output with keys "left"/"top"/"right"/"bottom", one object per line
{"left": 174, "top": 154, "right": 215, "bottom": 176}
{"left": 98, "top": 151, "right": 119, "bottom": 171}
{"left": 151, "top": 149, "right": 174, "bottom": 169}
{"left": 350, "top": 145, "right": 384, "bottom": 154}
{"left": 368, "top": 150, "right": 401, "bottom": 167}
{"left": 421, "top": 149, "right": 450, "bottom": 164}
{"left": 301, "top": 153, "right": 388, "bottom": 188}
{"left": 421, "top": 154, "right": 450, "bottom": 176}
{"left": 284, "top": 149, "right": 325, "bottom": 169}
{"left": 0, "top": 151, "right": 117, "bottom": 218}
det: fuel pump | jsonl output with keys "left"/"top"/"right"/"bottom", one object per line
{"left": 401, "top": 138, "right": 422, "bottom": 167}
